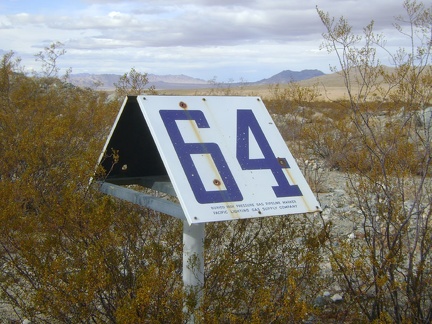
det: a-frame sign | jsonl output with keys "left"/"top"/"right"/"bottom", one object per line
{"left": 95, "top": 95, "right": 321, "bottom": 322}
{"left": 96, "top": 95, "right": 321, "bottom": 225}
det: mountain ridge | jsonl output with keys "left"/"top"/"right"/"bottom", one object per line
{"left": 68, "top": 69, "right": 326, "bottom": 90}
{"left": 254, "top": 69, "right": 325, "bottom": 84}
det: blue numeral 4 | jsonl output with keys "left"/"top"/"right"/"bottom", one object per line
{"left": 236, "top": 109, "right": 302, "bottom": 197}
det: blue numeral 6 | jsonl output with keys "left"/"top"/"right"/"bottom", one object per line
{"left": 160, "top": 110, "right": 243, "bottom": 203}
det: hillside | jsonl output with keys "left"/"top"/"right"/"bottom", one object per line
{"left": 254, "top": 69, "right": 325, "bottom": 84}
{"left": 296, "top": 66, "right": 398, "bottom": 100}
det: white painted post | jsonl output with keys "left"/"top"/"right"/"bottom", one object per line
{"left": 183, "top": 220, "right": 205, "bottom": 323}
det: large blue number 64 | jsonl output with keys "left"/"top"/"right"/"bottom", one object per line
{"left": 160, "top": 110, "right": 243, "bottom": 204}
{"left": 236, "top": 109, "right": 302, "bottom": 197}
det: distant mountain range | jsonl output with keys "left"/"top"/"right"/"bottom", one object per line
{"left": 254, "top": 69, "right": 325, "bottom": 84}
{"left": 68, "top": 69, "right": 325, "bottom": 90}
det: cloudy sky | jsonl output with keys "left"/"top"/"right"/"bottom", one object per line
{"left": 0, "top": 0, "right": 414, "bottom": 82}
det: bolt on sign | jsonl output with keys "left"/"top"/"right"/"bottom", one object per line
{"left": 101, "top": 96, "right": 321, "bottom": 224}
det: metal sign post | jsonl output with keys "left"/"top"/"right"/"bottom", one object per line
{"left": 182, "top": 221, "right": 205, "bottom": 322}
{"left": 95, "top": 95, "right": 321, "bottom": 322}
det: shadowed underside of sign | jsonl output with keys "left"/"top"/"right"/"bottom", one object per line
{"left": 99, "top": 96, "right": 167, "bottom": 180}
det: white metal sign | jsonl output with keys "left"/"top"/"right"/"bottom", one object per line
{"left": 137, "top": 96, "right": 321, "bottom": 224}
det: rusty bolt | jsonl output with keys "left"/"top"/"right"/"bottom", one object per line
{"left": 277, "top": 158, "right": 288, "bottom": 167}
{"left": 213, "top": 179, "right": 221, "bottom": 186}
{"left": 179, "top": 101, "right": 187, "bottom": 109}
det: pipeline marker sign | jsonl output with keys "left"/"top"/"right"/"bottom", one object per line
{"left": 137, "top": 96, "right": 320, "bottom": 224}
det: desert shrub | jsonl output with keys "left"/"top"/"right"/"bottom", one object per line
{"left": 200, "top": 215, "right": 328, "bottom": 323}
{"left": 316, "top": 0, "right": 432, "bottom": 322}
{"left": 114, "top": 67, "right": 157, "bottom": 98}
{"left": 0, "top": 48, "right": 187, "bottom": 323}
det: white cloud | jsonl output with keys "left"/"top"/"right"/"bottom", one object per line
{"left": 0, "top": 0, "right": 420, "bottom": 81}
